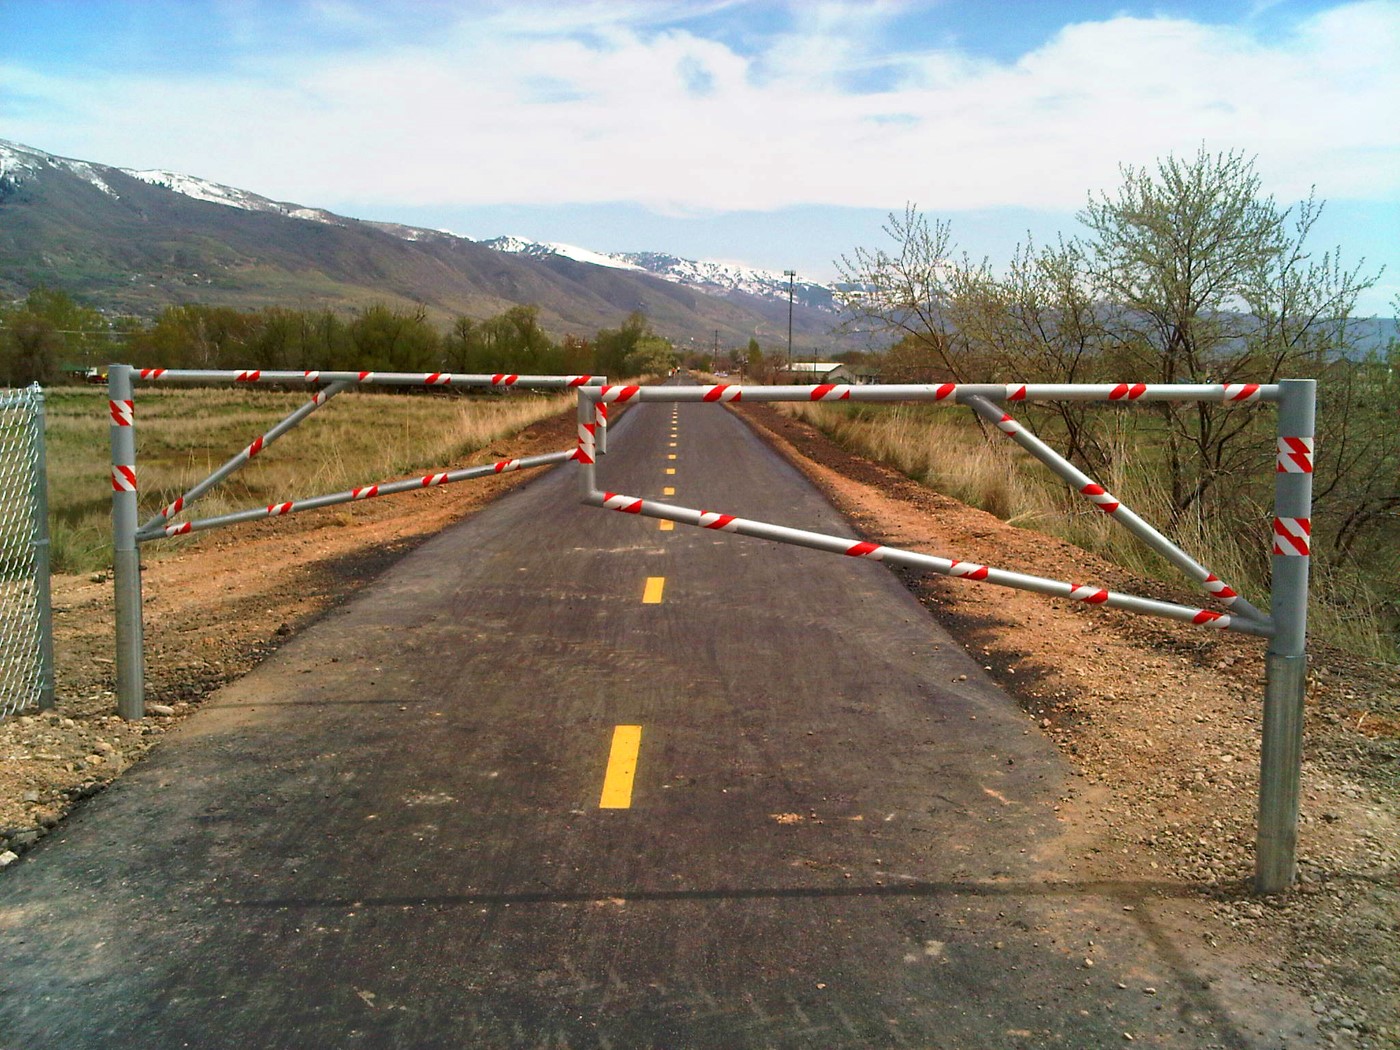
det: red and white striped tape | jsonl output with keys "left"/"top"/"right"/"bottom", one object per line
{"left": 1203, "top": 574, "right": 1239, "bottom": 605}
{"left": 703, "top": 384, "right": 741, "bottom": 402}
{"left": 310, "top": 388, "right": 332, "bottom": 406}
{"left": 698, "top": 511, "right": 738, "bottom": 531}
{"left": 949, "top": 560, "right": 989, "bottom": 579}
{"left": 602, "top": 492, "right": 643, "bottom": 513}
{"left": 1191, "top": 610, "right": 1231, "bottom": 628}
{"left": 1276, "top": 437, "right": 1314, "bottom": 473}
{"left": 358, "top": 371, "right": 374, "bottom": 382}
{"left": 303, "top": 371, "right": 320, "bottom": 382}
{"left": 934, "top": 383, "right": 957, "bottom": 401}
{"left": 844, "top": 540, "right": 885, "bottom": 559}
{"left": 1273, "top": 517, "right": 1311, "bottom": 557}
{"left": 109, "top": 400, "right": 133, "bottom": 426}
{"left": 574, "top": 421, "right": 596, "bottom": 464}
{"left": 493, "top": 458, "right": 521, "bottom": 473}
{"left": 1110, "top": 383, "right": 1147, "bottom": 401}
{"left": 567, "top": 375, "right": 594, "bottom": 387}
{"left": 164, "top": 522, "right": 192, "bottom": 537}
{"left": 811, "top": 384, "right": 851, "bottom": 401}
{"left": 244, "top": 436, "right": 264, "bottom": 459}
{"left": 352, "top": 484, "right": 378, "bottom": 500}
{"left": 420, "top": 473, "right": 449, "bottom": 488}
{"left": 1068, "top": 585, "right": 1109, "bottom": 604}
{"left": 138, "top": 368, "right": 166, "bottom": 380}
{"left": 1080, "top": 483, "right": 1120, "bottom": 514}
{"left": 599, "top": 385, "right": 641, "bottom": 403}
{"left": 235, "top": 370, "right": 261, "bottom": 382}
{"left": 1224, "top": 383, "right": 1260, "bottom": 402}
{"left": 267, "top": 501, "right": 294, "bottom": 516}
{"left": 424, "top": 373, "right": 451, "bottom": 385}
{"left": 111, "top": 465, "right": 137, "bottom": 492}
{"left": 158, "top": 497, "right": 185, "bottom": 520}
{"left": 492, "top": 374, "right": 519, "bottom": 386}
{"left": 1006, "top": 384, "right": 1027, "bottom": 401}
{"left": 995, "top": 413, "right": 1023, "bottom": 436}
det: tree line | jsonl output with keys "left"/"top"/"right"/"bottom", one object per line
{"left": 0, "top": 298, "right": 678, "bottom": 384}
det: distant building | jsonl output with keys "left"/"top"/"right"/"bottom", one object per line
{"left": 780, "top": 362, "right": 855, "bottom": 384}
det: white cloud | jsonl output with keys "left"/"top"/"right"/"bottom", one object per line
{"left": 3, "top": 1, "right": 1396, "bottom": 214}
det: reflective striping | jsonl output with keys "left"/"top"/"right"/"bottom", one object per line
{"left": 599, "top": 725, "right": 643, "bottom": 809}
{"left": 642, "top": 577, "right": 665, "bottom": 604}
{"left": 111, "top": 465, "right": 137, "bottom": 492}
{"left": 109, "top": 400, "right": 134, "bottom": 426}
{"left": 1109, "top": 383, "right": 1147, "bottom": 401}
{"left": 1276, "top": 437, "right": 1314, "bottom": 474}
{"left": 1273, "top": 517, "right": 1311, "bottom": 557}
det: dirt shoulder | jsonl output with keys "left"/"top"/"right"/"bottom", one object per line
{"left": 2, "top": 398, "right": 1396, "bottom": 1045}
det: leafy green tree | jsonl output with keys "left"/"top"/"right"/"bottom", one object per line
{"left": 594, "top": 312, "right": 651, "bottom": 378}
{"left": 1079, "top": 148, "right": 1379, "bottom": 527}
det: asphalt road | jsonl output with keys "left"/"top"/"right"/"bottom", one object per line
{"left": 0, "top": 381, "right": 1314, "bottom": 1048}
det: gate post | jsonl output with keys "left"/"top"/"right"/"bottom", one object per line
{"left": 109, "top": 365, "right": 145, "bottom": 720}
{"left": 29, "top": 385, "right": 55, "bottom": 710}
{"left": 1255, "top": 378, "right": 1315, "bottom": 893}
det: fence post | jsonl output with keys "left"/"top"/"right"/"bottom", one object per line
{"left": 109, "top": 365, "right": 145, "bottom": 720}
{"left": 29, "top": 385, "right": 55, "bottom": 710}
{"left": 1255, "top": 378, "right": 1315, "bottom": 893}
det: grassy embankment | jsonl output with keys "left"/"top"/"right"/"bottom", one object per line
{"left": 777, "top": 400, "right": 1394, "bottom": 660}
{"left": 43, "top": 385, "right": 574, "bottom": 575}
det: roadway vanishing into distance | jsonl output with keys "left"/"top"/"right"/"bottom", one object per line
{"left": 0, "top": 379, "right": 1316, "bottom": 1048}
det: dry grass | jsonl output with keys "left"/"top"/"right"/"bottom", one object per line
{"left": 777, "top": 400, "right": 1392, "bottom": 659}
{"left": 44, "top": 385, "right": 573, "bottom": 574}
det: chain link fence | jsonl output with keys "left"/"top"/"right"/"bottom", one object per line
{"left": 0, "top": 385, "right": 54, "bottom": 719}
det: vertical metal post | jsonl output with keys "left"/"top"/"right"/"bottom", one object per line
{"left": 577, "top": 390, "right": 598, "bottom": 499}
{"left": 29, "top": 385, "right": 54, "bottom": 710}
{"left": 1255, "top": 378, "right": 1315, "bottom": 893}
{"left": 109, "top": 365, "right": 145, "bottom": 720}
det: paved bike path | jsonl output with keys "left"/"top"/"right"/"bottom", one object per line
{"left": 0, "top": 384, "right": 1315, "bottom": 1047}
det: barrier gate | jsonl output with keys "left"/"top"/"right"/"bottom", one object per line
{"left": 107, "top": 364, "right": 607, "bottom": 723}
{"left": 575, "top": 378, "right": 1314, "bottom": 894}
{"left": 108, "top": 367, "right": 1313, "bottom": 893}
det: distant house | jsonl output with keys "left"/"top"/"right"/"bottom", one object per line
{"left": 850, "top": 366, "right": 882, "bottom": 385}
{"left": 780, "top": 362, "right": 855, "bottom": 384}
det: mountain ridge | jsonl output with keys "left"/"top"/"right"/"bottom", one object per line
{"left": 0, "top": 139, "right": 854, "bottom": 351}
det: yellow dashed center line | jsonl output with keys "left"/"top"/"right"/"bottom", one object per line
{"left": 669, "top": 442, "right": 677, "bottom": 448}
{"left": 663, "top": 486, "right": 675, "bottom": 496}
{"left": 599, "top": 725, "right": 643, "bottom": 809}
{"left": 659, "top": 519, "right": 674, "bottom": 531}
{"left": 642, "top": 576, "right": 666, "bottom": 603}
{"left": 665, "top": 467, "right": 675, "bottom": 475}
{"left": 667, "top": 454, "right": 677, "bottom": 460}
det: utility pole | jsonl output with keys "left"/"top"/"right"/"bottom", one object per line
{"left": 713, "top": 329, "right": 718, "bottom": 374}
{"left": 783, "top": 270, "right": 796, "bottom": 379}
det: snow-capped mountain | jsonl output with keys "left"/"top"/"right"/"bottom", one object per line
{"left": 2, "top": 137, "right": 855, "bottom": 347}
{"left": 484, "top": 236, "right": 838, "bottom": 313}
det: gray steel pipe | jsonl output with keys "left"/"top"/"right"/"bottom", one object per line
{"left": 963, "top": 395, "right": 1268, "bottom": 623}
{"left": 1256, "top": 379, "right": 1316, "bottom": 893}
{"left": 586, "top": 490, "right": 1273, "bottom": 638}
{"left": 108, "top": 365, "right": 145, "bottom": 720}
{"left": 589, "top": 382, "right": 1280, "bottom": 404}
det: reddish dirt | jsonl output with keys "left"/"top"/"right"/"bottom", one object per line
{"left": 2, "top": 399, "right": 1396, "bottom": 1045}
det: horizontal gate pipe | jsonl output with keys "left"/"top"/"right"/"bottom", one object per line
{"left": 140, "top": 380, "right": 353, "bottom": 533}
{"left": 584, "top": 382, "right": 1280, "bottom": 405}
{"left": 128, "top": 368, "right": 605, "bottom": 389}
{"left": 962, "top": 395, "right": 1269, "bottom": 625}
{"left": 585, "top": 489, "right": 1275, "bottom": 639}
{"left": 137, "top": 449, "right": 576, "bottom": 541}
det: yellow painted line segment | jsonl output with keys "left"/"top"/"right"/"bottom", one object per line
{"left": 667, "top": 454, "right": 677, "bottom": 460}
{"left": 599, "top": 725, "right": 643, "bottom": 809}
{"left": 659, "top": 519, "right": 674, "bottom": 531}
{"left": 665, "top": 468, "right": 675, "bottom": 475}
{"left": 642, "top": 576, "right": 666, "bottom": 603}
{"left": 663, "top": 486, "right": 675, "bottom": 496}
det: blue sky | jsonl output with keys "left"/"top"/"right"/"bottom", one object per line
{"left": 2, "top": 0, "right": 1397, "bottom": 312}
